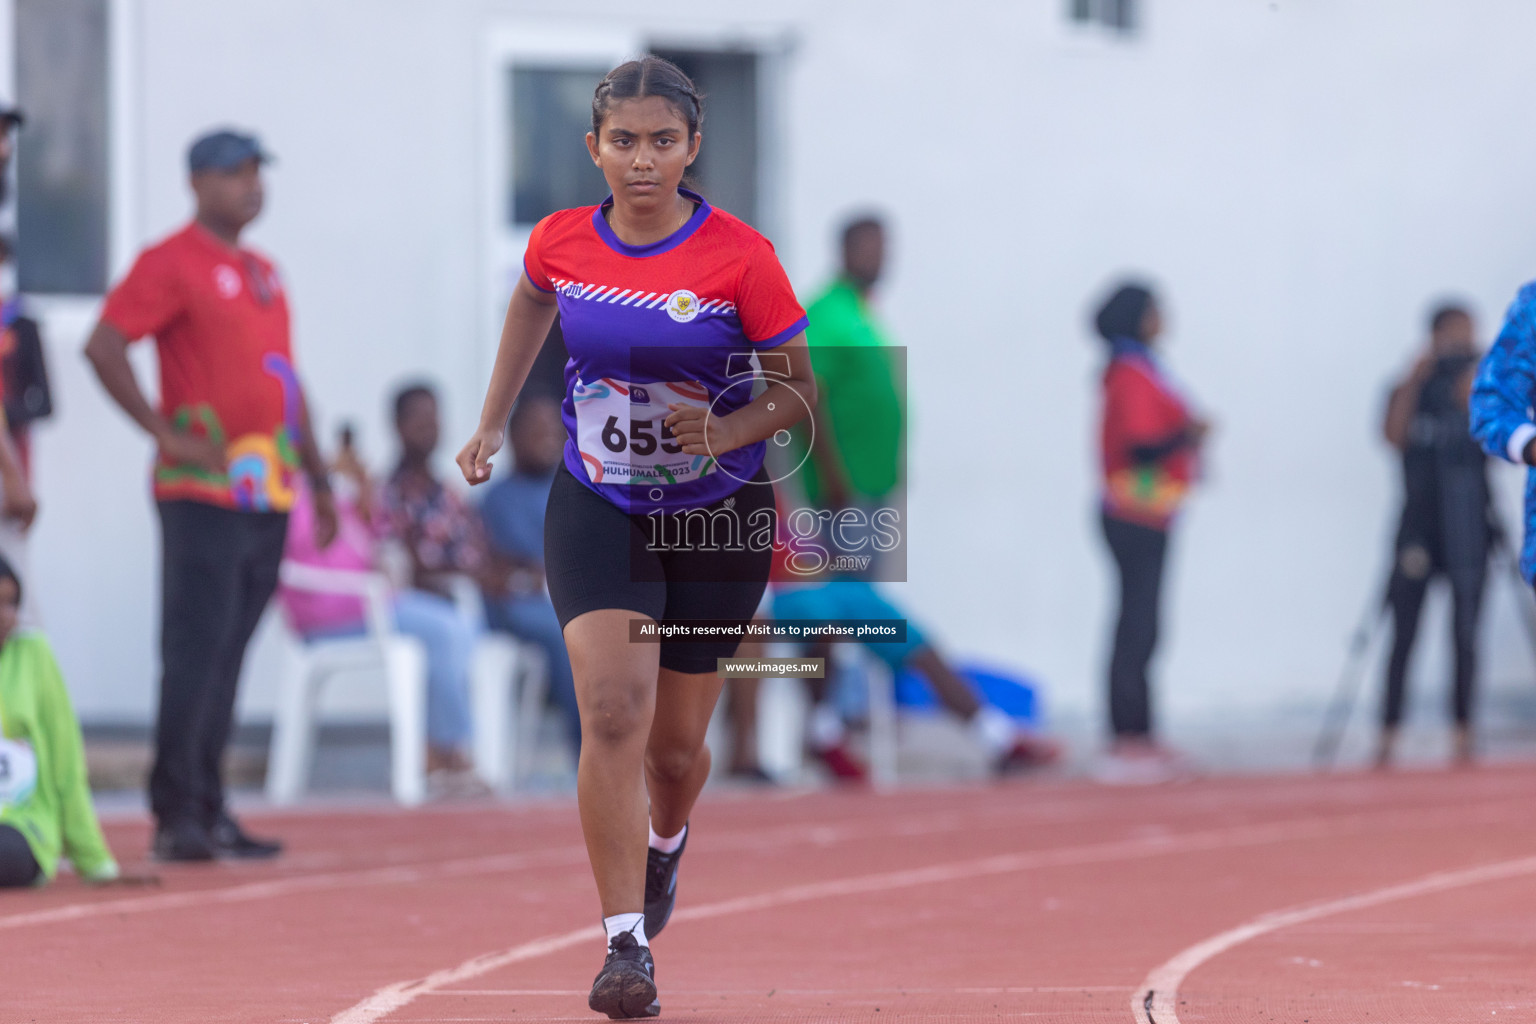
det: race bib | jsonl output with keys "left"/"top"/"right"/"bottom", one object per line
{"left": 0, "top": 737, "right": 38, "bottom": 809}
{"left": 572, "top": 377, "right": 721, "bottom": 486}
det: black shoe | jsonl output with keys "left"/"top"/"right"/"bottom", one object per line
{"left": 727, "top": 765, "right": 778, "bottom": 785}
{"left": 210, "top": 814, "right": 283, "bottom": 859}
{"left": 588, "top": 932, "right": 658, "bottom": 1019}
{"left": 153, "top": 820, "right": 216, "bottom": 863}
{"left": 643, "top": 824, "right": 687, "bottom": 940}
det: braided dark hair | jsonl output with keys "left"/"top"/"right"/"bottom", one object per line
{"left": 591, "top": 56, "right": 703, "bottom": 140}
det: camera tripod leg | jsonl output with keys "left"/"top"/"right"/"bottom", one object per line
{"left": 1313, "top": 595, "right": 1392, "bottom": 770}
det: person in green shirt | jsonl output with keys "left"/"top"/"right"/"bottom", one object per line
{"left": 0, "top": 556, "right": 135, "bottom": 887}
{"left": 797, "top": 215, "right": 905, "bottom": 512}
{"left": 771, "top": 217, "right": 1059, "bottom": 779}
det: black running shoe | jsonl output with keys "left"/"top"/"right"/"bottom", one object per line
{"left": 588, "top": 932, "right": 658, "bottom": 1019}
{"left": 643, "top": 824, "right": 687, "bottom": 939}
{"left": 210, "top": 813, "right": 284, "bottom": 859}
{"left": 152, "top": 819, "right": 216, "bottom": 863}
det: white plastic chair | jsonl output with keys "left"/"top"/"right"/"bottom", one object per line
{"left": 745, "top": 642, "right": 898, "bottom": 788}
{"left": 266, "top": 562, "right": 430, "bottom": 806}
{"left": 861, "top": 650, "right": 900, "bottom": 790}
{"left": 268, "top": 564, "right": 554, "bottom": 803}
{"left": 447, "top": 575, "right": 550, "bottom": 794}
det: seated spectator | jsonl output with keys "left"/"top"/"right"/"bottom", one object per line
{"left": 279, "top": 411, "right": 481, "bottom": 792}
{"left": 0, "top": 557, "right": 151, "bottom": 887}
{"left": 381, "top": 384, "right": 500, "bottom": 778}
{"left": 771, "top": 520, "right": 1060, "bottom": 779}
{"left": 476, "top": 396, "right": 581, "bottom": 756}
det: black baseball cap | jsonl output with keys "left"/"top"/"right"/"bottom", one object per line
{"left": 187, "top": 128, "right": 271, "bottom": 173}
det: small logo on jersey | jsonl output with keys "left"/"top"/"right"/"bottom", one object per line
{"left": 214, "top": 265, "right": 243, "bottom": 299}
{"left": 562, "top": 283, "right": 584, "bottom": 298}
{"left": 666, "top": 290, "right": 700, "bottom": 323}
{"left": 630, "top": 386, "right": 651, "bottom": 405}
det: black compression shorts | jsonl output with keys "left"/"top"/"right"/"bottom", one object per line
{"left": 544, "top": 461, "right": 774, "bottom": 673}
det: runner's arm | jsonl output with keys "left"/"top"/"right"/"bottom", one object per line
{"left": 665, "top": 333, "right": 817, "bottom": 457}
{"left": 457, "top": 275, "right": 559, "bottom": 485}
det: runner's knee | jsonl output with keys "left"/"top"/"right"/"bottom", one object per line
{"left": 645, "top": 741, "right": 705, "bottom": 784}
{"left": 581, "top": 680, "right": 650, "bottom": 746}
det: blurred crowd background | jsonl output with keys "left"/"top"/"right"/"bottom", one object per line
{"left": 6, "top": 0, "right": 1536, "bottom": 788}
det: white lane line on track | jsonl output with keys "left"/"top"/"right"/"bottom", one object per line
{"left": 1131, "top": 853, "right": 1536, "bottom": 1024}
{"left": 0, "top": 799, "right": 1131, "bottom": 933}
{"left": 326, "top": 805, "right": 1532, "bottom": 1024}
{"left": 0, "top": 847, "right": 585, "bottom": 932}
{"left": 424, "top": 986, "right": 1131, "bottom": 996}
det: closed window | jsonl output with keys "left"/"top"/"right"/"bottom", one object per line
{"left": 508, "top": 66, "right": 610, "bottom": 227}
{"left": 16, "top": 0, "right": 111, "bottom": 295}
{"left": 1068, "top": 0, "right": 1138, "bottom": 35}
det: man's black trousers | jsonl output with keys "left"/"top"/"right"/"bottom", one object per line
{"left": 150, "top": 500, "right": 288, "bottom": 828}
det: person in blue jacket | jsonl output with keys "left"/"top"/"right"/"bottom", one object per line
{"left": 1470, "top": 285, "right": 1536, "bottom": 579}
{"left": 1470, "top": 287, "right": 1536, "bottom": 766}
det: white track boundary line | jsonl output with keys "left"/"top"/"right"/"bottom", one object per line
{"left": 47, "top": 778, "right": 1530, "bottom": 934}
{"left": 27, "top": 790, "right": 1502, "bottom": 936}
{"left": 0, "top": 810, "right": 992, "bottom": 933}
{"left": 0, "top": 846, "right": 587, "bottom": 932}
{"left": 1132, "top": 853, "right": 1536, "bottom": 1024}
{"left": 326, "top": 807, "right": 1521, "bottom": 1024}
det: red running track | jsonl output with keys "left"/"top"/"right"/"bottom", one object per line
{"left": 4, "top": 764, "right": 1535, "bottom": 1023}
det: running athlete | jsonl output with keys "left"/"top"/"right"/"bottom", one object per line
{"left": 455, "top": 57, "right": 815, "bottom": 1019}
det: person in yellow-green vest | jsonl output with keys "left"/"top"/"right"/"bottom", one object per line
{"left": 0, "top": 557, "right": 141, "bottom": 887}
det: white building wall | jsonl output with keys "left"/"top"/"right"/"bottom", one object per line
{"left": 18, "top": 0, "right": 1536, "bottom": 732}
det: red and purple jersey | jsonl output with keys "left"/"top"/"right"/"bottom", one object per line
{"left": 523, "top": 190, "right": 807, "bottom": 513}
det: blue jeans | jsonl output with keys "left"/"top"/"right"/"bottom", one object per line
{"left": 484, "top": 593, "right": 581, "bottom": 753}
{"left": 306, "top": 589, "right": 476, "bottom": 751}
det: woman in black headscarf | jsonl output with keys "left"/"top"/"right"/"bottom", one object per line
{"left": 1093, "top": 282, "right": 1209, "bottom": 782}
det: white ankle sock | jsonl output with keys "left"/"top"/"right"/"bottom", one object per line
{"left": 603, "top": 912, "right": 648, "bottom": 948}
{"left": 970, "top": 705, "right": 1018, "bottom": 755}
{"left": 648, "top": 820, "right": 686, "bottom": 854}
{"left": 808, "top": 703, "right": 846, "bottom": 749}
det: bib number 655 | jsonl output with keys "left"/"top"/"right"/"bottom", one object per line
{"left": 601, "top": 416, "right": 684, "bottom": 457}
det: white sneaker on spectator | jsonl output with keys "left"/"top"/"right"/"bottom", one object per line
{"left": 1093, "top": 738, "right": 1195, "bottom": 785}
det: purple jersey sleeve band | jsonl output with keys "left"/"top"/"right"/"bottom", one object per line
{"left": 752, "top": 314, "right": 809, "bottom": 349}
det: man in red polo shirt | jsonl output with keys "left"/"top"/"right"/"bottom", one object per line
{"left": 85, "top": 129, "right": 336, "bottom": 862}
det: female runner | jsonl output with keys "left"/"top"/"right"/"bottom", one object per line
{"left": 456, "top": 56, "right": 815, "bottom": 1019}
